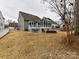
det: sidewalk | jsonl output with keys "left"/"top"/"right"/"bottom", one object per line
{"left": 0, "top": 28, "right": 9, "bottom": 38}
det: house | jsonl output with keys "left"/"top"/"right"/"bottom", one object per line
{"left": 18, "top": 11, "right": 57, "bottom": 32}
{"left": 9, "top": 21, "right": 18, "bottom": 29}
{"left": 0, "top": 11, "right": 5, "bottom": 30}
{"left": 43, "top": 17, "right": 59, "bottom": 28}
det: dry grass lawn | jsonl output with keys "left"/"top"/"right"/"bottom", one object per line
{"left": 0, "top": 31, "right": 79, "bottom": 59}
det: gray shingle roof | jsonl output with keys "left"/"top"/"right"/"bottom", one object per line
{"left": 42, "top": 17, "right": 58, "bottom": 24}
{"left": 47, "top": 18, "right": 58, "bottom": 24}
{"left": 19, "top": 11, "right": 41, "bottom": 21}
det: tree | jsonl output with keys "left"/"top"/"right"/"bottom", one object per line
{"left": 74, "top": 0, "right": 79, "bottom": 35}
{"left": 42, "top": 0, "right": 74, "bottom": 43}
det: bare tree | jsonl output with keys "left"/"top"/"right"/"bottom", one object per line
{"left": 74, "top": 0, "right": 79, "bottom": 35}
{"left": 42, "top": 0, "right": 74, "bottom": 43}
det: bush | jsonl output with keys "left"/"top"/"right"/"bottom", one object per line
{"left": 25, "top": 29, "right": 28, "bottom": 31}
{"left": 46, "top": 31, "right": 57, "bottom": 33}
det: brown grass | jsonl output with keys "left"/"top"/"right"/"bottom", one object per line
{"left": 0, "top": 31, "right": 79, "bottom": 59}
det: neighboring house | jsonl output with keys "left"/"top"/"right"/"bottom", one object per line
{"left": 18, "top": 11, "right": 57, "bottom": 32}
{"left": 0, "top": 11, "right": 5, "bottom": 30}
{"left": 9, "top": 22, "right": 18, "bottom": 29}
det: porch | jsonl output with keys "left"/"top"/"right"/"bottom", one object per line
{"left": 28, "top": 26, "right": 52, "bottom": 32}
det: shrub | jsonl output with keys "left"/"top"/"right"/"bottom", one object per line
{"left": 46, "top": 31, "right": 57, "bottom": 33}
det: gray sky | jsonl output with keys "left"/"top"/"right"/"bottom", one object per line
{"left": 0, "top": 0, "right": 60, "bottom": 22}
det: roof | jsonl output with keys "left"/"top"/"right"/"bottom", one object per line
{"left": 42, "top": 17, "right": 58, "bottom": 24}
{"left": 47, "top": 18, "right": 58, "bottom": 24}
{"left": 19, "top": 11, "right": 41, "bottom": 21}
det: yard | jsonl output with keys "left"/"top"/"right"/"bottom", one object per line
{"left": 0, "top": 31, "right": 79, "bottom": 59}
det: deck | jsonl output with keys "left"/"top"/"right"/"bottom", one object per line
{"left": 0, "top": 28, "right": 9, "bottom": 38}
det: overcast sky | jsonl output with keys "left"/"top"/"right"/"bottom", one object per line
{"left": 0, "top": 0, "right": 61, "bottom": 22}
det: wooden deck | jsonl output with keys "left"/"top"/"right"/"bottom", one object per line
{"left": 0, "top": 28, "right": 9, "bottom": 39}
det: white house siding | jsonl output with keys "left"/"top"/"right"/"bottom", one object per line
{"left": 24, "top": 21, "right": 29, "bottom": 30}
{"left": 27, "top": 21, "right": 40, "bottom": 32}
{"left": 27, "top": 20, "right": 52, "bottom": 32}
{"left": 0, "top": 11, "right": 4, "bottom": 30}
{"left": 0, "top": 20, "right": 4, "bottom": 30}
{"left": 18, "top": 13, "right": 24, "bottom": 31}
{"left": 51, "top": 24, "right": 58, "bottom": 28}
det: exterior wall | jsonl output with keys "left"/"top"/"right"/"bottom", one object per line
{"left": 27, "top": 20, "right": 52, "bottom": 32}
{"left": 0, "top": 11, "right": 4, "bottom": 30}
{"left": 51, "top": 24, "right": 57, "bottom": 28}
{"left": 26, "top": 21, "right": 40, "bottom": 32}
{"left": 0, "top": 20, "right": 4, "bottom": 30}
{"left": 24, "top": 21, "right": 29, "bottom": 30}
{"left": 18, "top": 13, "right": 24, "bottom": 31}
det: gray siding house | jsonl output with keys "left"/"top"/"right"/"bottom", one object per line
{"left": 18, "top": 11, "right": 57, "bottom": 32}
{"left": 0, "top": 11, "right": 5, "bottom": 30}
